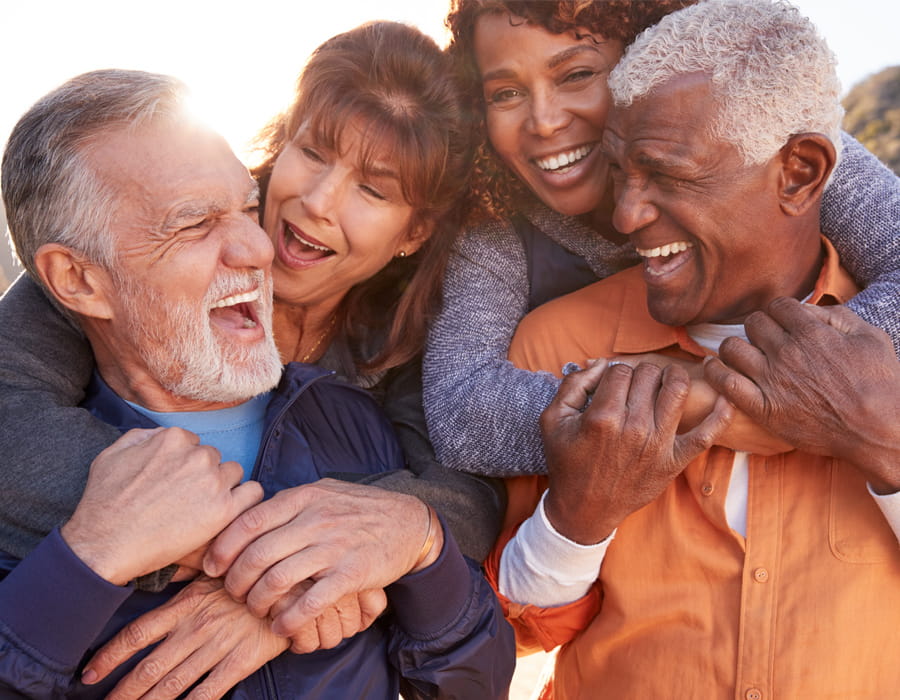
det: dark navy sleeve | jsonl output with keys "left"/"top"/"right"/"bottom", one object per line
{"left": 384, "top": 516, "right": 515, "bottom": 700}
{"left": 0, "top": 530, "right": 133, "bottom": 698}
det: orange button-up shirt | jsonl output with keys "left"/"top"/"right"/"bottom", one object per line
{"left": 491, "top": 240, "right": 900, "bottom": 699}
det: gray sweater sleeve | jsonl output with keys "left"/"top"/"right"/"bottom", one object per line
{"left": 422, "top": 223, "right": 560, "bottom": 477}
{"left": 822, "top": 132, "right": 900, "bottom": 355}
{"left": 0, "top": 275, "right": 120, "bottom": 559}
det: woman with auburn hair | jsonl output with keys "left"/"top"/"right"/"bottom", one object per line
{"left": 422, "top": 0, "right": 900, "bottom": 478}
{"left": 0, "top": 21, "right": 512, "bottom": 699}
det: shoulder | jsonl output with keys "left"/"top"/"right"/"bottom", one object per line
{"left": 275, "top": 363, "right": 403, "bottom": 468}
{"left": 510, "top": 267, "right": 643, "bottom": 374}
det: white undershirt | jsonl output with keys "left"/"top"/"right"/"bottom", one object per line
{"left": 500, "top": 320, "right": 900, "bottom": 606}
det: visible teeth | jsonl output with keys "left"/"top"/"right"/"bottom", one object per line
{"left": 636, "top": 241, "right": 693, "bottom": 258}
{"left": 211, "top": 289, "right": 260, "bottom": 309}
{"left": 290, "top": 230, "right": 331, "bottom": 252}
{"left": 536, "top": 145, "right": 592, "bottom": 172}
{"left": 242, "top": 318, "right": 258, "bottom": 329}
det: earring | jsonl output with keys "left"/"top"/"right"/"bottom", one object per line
{"left": 397, "top": 250, "right": 407, "bottom": 258}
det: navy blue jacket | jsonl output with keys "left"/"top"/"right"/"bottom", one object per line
{"left": 0, "top": 363, "right": 514, "bottom": 698}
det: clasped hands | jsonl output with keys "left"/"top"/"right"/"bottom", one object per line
{"left": 70, "top": 430, "right": 439, "bottom": 700}
{"left": 541, "top": 298, "right": 900, "bottom": 546}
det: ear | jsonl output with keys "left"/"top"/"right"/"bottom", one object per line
{"left": 32, "top": 243, "right": 116, "bottom": 320}
{"left": 396, "top": 218, "right": 436, "bottom": 258}
{"left": 777, "top": 133, "right": 836, "bottom": 217}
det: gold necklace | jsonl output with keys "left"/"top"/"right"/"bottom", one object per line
{"left": 298, "top": 316, "right": 336, "bottom": 363}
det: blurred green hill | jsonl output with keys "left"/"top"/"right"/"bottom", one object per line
{"left": 843, "top": 65, "right": 900, "bottom": 175}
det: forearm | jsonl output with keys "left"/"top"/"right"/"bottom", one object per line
{"left": 423, "top": 229, "right": 558, "bottom": 476}
{"left": 499, "top": 491, "right": 608, "bottom": 607}
{"left": 822, "top": 132, "right": 900, "bottom": 355}
{"left": 0, "top": 276, "right": 119, "bottom": 558}
{"left": 386, "top": 518, "right": 515, "bottom": 699}
{"left": 0, "top": 530, "right": 133, "bottom": 697}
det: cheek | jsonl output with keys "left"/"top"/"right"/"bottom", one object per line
{"left": 486, "top": 110, "right": 520, "bottom": 163}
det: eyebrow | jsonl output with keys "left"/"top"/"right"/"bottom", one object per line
{"left": 547, "top": 44, "right": 599, "bottom": 70}
{"left": 165, "top": 182, "right": 260, "bottom": 229}
{"left": 481, "top": 43, "right": 601, "bottom": 83}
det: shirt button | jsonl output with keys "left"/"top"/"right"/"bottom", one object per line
{"left": 746, "top": 688, "right": 762, "bottom": 700}
{"left": 753, "top": 568, "right": 769, "bottom": 583}
{"left": 701, "top": 483, "right": 714, "bottom": 496}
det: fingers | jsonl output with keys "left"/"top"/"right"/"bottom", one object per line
{"left": 545, "top": 360, "right": 609, "bottom": 417}
{"left": 269, "top": 576, "right": 354, "bottom": 637}
{"left": 356, "top": 589, "right": 388, "bottom": 628}
{"left": 83, "top": 608, "right": 175, "bottom": 685}
{"left": 109, "top": 427, "right": 168, "bottom": 452}
{"left": 226, "top": 480, "right": 265, "bottom": 522}
{"left": 674, "top": 394, "right": 735, "bottom": 464}
{"left": 204, "top": 488, "right": 309, "bottom": 579}
{"left": 703, "top": 355, "right": 765, "bottom": 417}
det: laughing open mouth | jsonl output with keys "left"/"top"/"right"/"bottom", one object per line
{"left": 210, "top": 289, "right": 261, "bottom": 329}
{"left": 283, "top": 222, "right": 335, "bottom": 262}
{"left": 637, "top": 241, "right": 695, "bottom": 276}
{"left": 534, "top": 145, "right": 594, "bottom": 173}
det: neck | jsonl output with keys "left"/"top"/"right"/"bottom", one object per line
{"left": 718, "top": 231, "right": 825, "bottom": 325}
{"left": 272, "top": 299, "right": 339, "bottom": 364}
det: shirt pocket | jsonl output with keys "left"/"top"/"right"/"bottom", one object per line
{"left": 829, "top": 459, "right": 899, "bottom": 564}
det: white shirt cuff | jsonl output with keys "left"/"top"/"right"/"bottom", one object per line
{"left": 498, "top": 490, "right": 613, "bottom": 607}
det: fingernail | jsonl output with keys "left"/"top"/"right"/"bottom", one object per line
{"left": 202, "top": 557, "right": 219, "bottom": 578}
{"left": 82, "top": 668, "right": 98, "bottom": 685}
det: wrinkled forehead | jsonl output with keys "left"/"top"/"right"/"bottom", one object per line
{"left": 605, "top": 75, "right": 718, "bottom": 151}
{"left": 296, "top": 101, "right": 435, "bottom": 207}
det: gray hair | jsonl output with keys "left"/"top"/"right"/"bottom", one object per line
{"left": 608, "top": 0, "right": 844, "bottom": 167}
{"left": 1, "top": 69, "right": 189, "bottom": 287}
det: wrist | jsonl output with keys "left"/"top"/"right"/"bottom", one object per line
{"left": 60, "top": 520, "right": 131, "bottom": 586}
{"left": 408, "top": 505, "right": 443, "bottom": 574}
{"left": 544, "top": 490, "right": 617, "bottom": 546}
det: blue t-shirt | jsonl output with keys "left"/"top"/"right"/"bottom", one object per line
{"left": 127, "top": 393, "right": 272, "bottom": 481}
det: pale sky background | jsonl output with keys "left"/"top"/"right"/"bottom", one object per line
{"left": 1, "top": 0, "right": 898, "bottom": 283}
{"left": 1, "top": 0, "right": 898, "bottom": 163}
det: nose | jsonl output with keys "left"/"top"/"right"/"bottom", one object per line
{"left": 611, "top": 176, "right": 658, "bottom": 235}
{"left": 222, "top": 215, "right": 274, "bottom": 271}
{"left": 302, "top": 169, "right": 340, "bottom": 226}
{"left": 527, "top": 87, "right": 571, "bottom": 139}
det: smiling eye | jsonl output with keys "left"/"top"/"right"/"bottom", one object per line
{"left": 487, "top": 87, "right": 525, "bottom": 106}
{"left": 360, "top": 183, "right": 388, "bottom": 201}
{"left": 301, "top": 146, "right": 325, "bottom": 164}
{"left": 563, "top": 69, "right": 596, "bottom": 84}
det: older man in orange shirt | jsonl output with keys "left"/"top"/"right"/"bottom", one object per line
{"left": 489, "top": 1, "right": 900, "bottom": 698}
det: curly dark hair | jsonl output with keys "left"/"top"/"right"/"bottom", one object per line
{"left": 446, "top": 0, "right": 697, "bottom": 222}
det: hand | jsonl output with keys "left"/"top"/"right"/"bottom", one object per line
{"left": 203, "top": 479, "right": 440, "bottom": 630}
{"left": 612, "top": 353, "right": 791, "bottom": 455}
{"left": 704, "top": 298, "right": 900, "bottom": 492}
{"left": 82, "top": 577, "right": 288, "bottom": 700}
{"left": 61, "top": 427, "right": 263, "bottom": 585}
{"left": 270, "top": 581, "right": 387, "bottom": 651}
{"left": 542, "top": 360, "right": 733, "bottom": 544}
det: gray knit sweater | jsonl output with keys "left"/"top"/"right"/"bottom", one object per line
{"left": 423, "top": 133, "right": 900, "bottom": 477}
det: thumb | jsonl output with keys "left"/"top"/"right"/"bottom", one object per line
{"left": 673, "top": 395, "right": 734, "bottom": 464}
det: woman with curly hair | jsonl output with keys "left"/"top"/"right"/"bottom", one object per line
{"left": 423, "top": 0, "right": 900, "bottom": 477}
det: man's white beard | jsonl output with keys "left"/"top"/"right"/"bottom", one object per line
{"left": 116, "top": 269, "right": 283, "bottom": 404}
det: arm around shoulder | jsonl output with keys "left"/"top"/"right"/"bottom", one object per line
{"left": 821, "top": 132, "right": 900, "bottom": 354}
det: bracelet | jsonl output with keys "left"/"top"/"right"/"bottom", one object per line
{"left": 412, "top": 505, "right": 439, "bottom": 571}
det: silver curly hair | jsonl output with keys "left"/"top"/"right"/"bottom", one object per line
{"left": 608, "top": 0, "right": 844, "bottom": 167}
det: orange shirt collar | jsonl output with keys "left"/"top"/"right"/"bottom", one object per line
{"left": 610, "top": 237, "right": 858, "bottom": 358}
